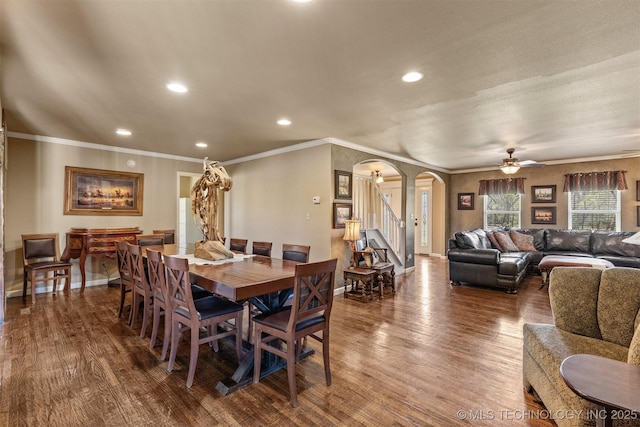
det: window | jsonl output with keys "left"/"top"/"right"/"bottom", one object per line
{"left": 484, "top": 194, "right": 521, "bottom": 228}
{"left": 568, "top": 190, "right": 620, "bottom": 231}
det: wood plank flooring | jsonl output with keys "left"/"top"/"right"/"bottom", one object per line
{"left": 0, "top": 256, "right": 557, "bottom": 426}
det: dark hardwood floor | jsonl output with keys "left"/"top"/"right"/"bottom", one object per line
{"left": 0, "top": 256, "right": 556, "bottom": 426}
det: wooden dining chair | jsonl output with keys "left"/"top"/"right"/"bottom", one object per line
{"left": 115, "top": 241, "right": 134, "bottom": 319}
{"left": 152, "top": 229, "right": 175, "bottom": 244}
{"left": 21, "top": 233, "right": 72, "bottom": 304}
{"left": 253, "top": 258, "right": 337, "bottom": 407}
{"left": 282, "top": 243, "right": 311, "bottom": 263}
{"left": 229, "top": 238, "right": 248, "bottom": 254}
{"left": 147, "top": 248, "right": 172, "bottom": 360}
{"left": 252, "top": 241, "right": 272, "bottom": 257}
{"left": 135, "top": 234, "right": 165, "bottom": 247}
{"left": 128, "top": 243, "right": 154, "bottom": 338}
{"left": 164, "top": 254, "right": 244, "bottom": 388}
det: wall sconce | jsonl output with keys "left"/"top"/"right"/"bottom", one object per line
{"left": 343, "top": 217, "right": 361, "bottom": 268}
{"left": 374, "top": 170, "right": 384, "bottom": 183}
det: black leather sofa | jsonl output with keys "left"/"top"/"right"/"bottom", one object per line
{"left": 447, "top": 229, "right": 640, "bottom": 293}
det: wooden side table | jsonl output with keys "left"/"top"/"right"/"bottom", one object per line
{"left": 343, "top": 268, "right": 377, "bottom": 302}
{"left": 560, "top": 354, "right": 640, "bottom": 427}
{"left": 371, "top": 263, "right": 395, "bottom": 299}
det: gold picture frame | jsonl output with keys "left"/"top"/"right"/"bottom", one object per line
{"left": 64, "top": 166, "right": 144, "bottom": 216}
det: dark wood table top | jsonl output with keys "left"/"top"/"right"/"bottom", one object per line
{"left": 157, "top": 244, "right": 298, "bottom": 302}
{"left": 560, "top": 354, "right": 640, "bottom": 413}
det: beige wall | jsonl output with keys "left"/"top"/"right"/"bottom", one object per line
{"left": 224, "top": 144, "right": 333, "bottom": 262}
{"left": 4, "top": 137, "right": 202, "bottom": 296}
{"left": 449, "top": 157, "right": 640, "bottom": 235}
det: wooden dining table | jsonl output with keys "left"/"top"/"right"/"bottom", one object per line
{"left": 158, "top": 244, "right": 306, "bottom": 395}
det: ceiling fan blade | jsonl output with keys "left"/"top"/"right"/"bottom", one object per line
{"left": 520, "top": 163, "right": 546, "bottom": 168}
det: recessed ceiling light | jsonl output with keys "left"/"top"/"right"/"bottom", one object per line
{"left": 195, "top": 142, "right": 208, "bottom": 148}
{"left": 277, "top": 119, "right": 292, "bottom": 126}
{"left": 116, "top": 128, "right": 132, "bottom": 136}
{"left": 293, "top": 0, "right": 312, "bottom": 3}
{"left": 166, "top": 82, "right": 188, "bottom": 93}
{"left": 402, "top": 71, "right": 423, "bottom": 83}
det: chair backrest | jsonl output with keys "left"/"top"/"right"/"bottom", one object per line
{"left": 116, "top": 240, "right": 132, "bottom": 280}
{"left": 252, "top": 241, "right": 272, "bottom": 257}
{"left": 136, "top": 234, "right": 165, "bottom": 247}
{"left": 282, "top": 244, "right": 310, "bottom": 263}
{"left": 146, "top": 248, "right": 168, "bottom": 302}
{"left": 153, "top": 229, "right": 175, "bottom": 245}
{"left": 127, "top": 243, "right": 151, "bottom": 295}
{"left": 163, "top": 254, "right": 197, "bottom": 317}
{"left": 288, "top": 259, "right": 337, "bottom": 331}
{"left": 22, "top": 233, "right": 60, "bottom": 266}
{"left": 229, "top": 238, "right": 248, "bottom": 254}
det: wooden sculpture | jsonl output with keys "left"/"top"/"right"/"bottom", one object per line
{"left": 191, "top": 158, "right": 235, "bottom": 260}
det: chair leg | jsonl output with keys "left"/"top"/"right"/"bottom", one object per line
{"left": 23, "top": 276, "right": 28, "bottom": 301}
{"left": 253, "top": 327, "right": 262, "bottom": 384}
{"left": 130, "top": 292, "right": 139, "bottom": 328}
{"left": 286, "top": 339, "right": 298, "bottom": 407}
{"left": 139, "top": 297, "right": 151, "bottom": 339}
{"left": 322, "top": 329, "right": 331, "bottom": 386}
{"left": 31, "top": 272, "right": 37, "bottom": 305}
{"left": 160, "top": 309, "right": 171, "bottom": 361}
{"left": 150, "top": 303, "right": 161, "bottom": 348}
{"left": 235, "top": 312, "right": 243, "bottom": 361}
{"left": 167, "top": 320, "right": 180, "bottom": 373}
{"left": 186, "top": 326, "right": 200, "bottom": 388}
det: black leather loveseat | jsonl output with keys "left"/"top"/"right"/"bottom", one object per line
{"left": 447, "top": 228, "right": 640, "bottom": 293}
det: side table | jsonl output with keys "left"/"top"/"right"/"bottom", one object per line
{"left": 343, "top": 268, "right": 377, "bottom": 302}
{"left": 560, "top": 354, "right": 640, "bottom": 427}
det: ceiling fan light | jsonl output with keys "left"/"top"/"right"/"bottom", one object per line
{"left": 500, "top": 164, "right": 520, "bottom": 175}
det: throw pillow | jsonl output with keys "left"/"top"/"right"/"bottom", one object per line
{"left": 486, "top": 231, "right": 504, "bottom": 252}
{"left": 509, "top": 230, "right": 538, "bottom": 252}
{"left": 494, "top": 230, "right": 519, "bottom": 252}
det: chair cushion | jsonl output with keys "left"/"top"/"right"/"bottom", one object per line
{"left": 254, "top": 307, "right": 325, "bottom": 332}
{"left": 253, "top": 246, "right": 271, "bottom": 256}
{"left": 175, "top": 295, "right": 243, "bottom": 320}
{"left": 190, "top": 284, "right": 213, "bottom": 300}
{"left": 26, "top": 261, "right": 72, "bottom": 271}
{"left": 282, "top": 251, "right": 307, "bottom": 263}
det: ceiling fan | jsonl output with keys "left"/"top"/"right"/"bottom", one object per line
{"left": 499, "top": 148, "right": 545, "bottom": 174}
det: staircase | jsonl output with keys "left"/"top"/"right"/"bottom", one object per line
{"left": 352, "top": 175, "right": 404, "bottom": 274}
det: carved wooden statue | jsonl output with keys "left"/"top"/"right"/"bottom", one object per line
{"left": 191, "top": 158, "right": 235, "bottom": 260}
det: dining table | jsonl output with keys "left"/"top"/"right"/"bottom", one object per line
{"left": 158, "top": 244, "right": 308, "bottom": 395}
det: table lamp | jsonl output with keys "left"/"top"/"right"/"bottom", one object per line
{"left": 343, "top": 218, "right": 361, "bottom": 268}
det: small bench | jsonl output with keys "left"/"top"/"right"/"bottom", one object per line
{"left": 538, "top": 255, "right": 615, "bottom": 288}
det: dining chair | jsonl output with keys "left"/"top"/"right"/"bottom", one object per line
{"left": 164, "top": 254, "right": 244, "bottom": 388}
{"left": 229, "top": 238, "right": 248, "bottom": 254}
{"left": 152, "top": 229, "right": 175, "bottom": 244}
{"left": 282, "top": 243, "right": 310, "bottom": 263}
{"left": 253, "top": 258, "right": 337, "bottom": 407}
{"left": 147, "top": 248, "right": 172, "bottom": 360}
{"left": 252, "top": 241, "right": 272, "bottom": 257}
{"left": 21, "top": 233, "right": 72, "bottom": 304}
{"left": 115, "top": 241, "right": 134, "bottom": 319}
{"left": 135, "top": 234, "right": 165, "bottom": 246}
{"left": 128, "top": 243, "right": 154, "bottom": 338}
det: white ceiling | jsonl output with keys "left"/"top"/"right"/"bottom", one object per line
{"left": 1, "top": 0, "right": 639, "bottom": 173}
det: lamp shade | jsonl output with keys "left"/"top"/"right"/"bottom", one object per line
{"left": 500, "top": 164, "right": 520, "bottom": 175}
{"left": 343, "top": 218, "right": 361, "bottom": 241}
{"left": 622, "top": 231, "right": 640, "bottom": 246}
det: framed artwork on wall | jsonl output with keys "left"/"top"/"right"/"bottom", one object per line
{"left": 334, "top": 170, "right": 352, "bottom": 200}
{"left": 457, "top": 193, "right": 474, "bottom": 210}
{"left": 333, "top": 203, "right": 352, "bottom": 229}
{"left": 636, "top": 180, "right": 640, "bottom": 201}
{"left": 638, "top": 206, "right": 640, "bottom": 227}
{"left": 531, "top": 185, "right": 556, "bottom": 203}
{"left": 64, "top": 166, "right": 144, "bottom": 216}
{"left": 531, "top": 207, "right": 557, "bottom": 225}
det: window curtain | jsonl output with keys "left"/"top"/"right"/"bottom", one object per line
{"left": 562, "top": 171, "right": 628, "bottom": 192}
{"left": 478, "top": 177, "right": 525, "bottom": 196}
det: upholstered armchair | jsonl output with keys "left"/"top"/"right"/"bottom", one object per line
{"left": 523, "top": 267, "right": 640, "bottom": 427}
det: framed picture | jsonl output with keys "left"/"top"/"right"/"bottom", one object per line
{"left": 638, "top": 206, "right": 640, "bottom": 227}
{"left": 636, "top": 180, "right": 640, "bottom": 201}
{"left": 64, "top": 166, "right": 144, "bottom": 216}
{"left": 457, "top": 193, "right": 474, "bottom": 210}
{"left": 335, "top": 170, "right": 352, "bottom": 200}
{"left": 333, "top": 203, "right": 352, "bottom": 229}
{"left": 531, "top": 185, "right": 556, "bottom": 203}
{"left": 531, "top": 206, "right": 556, "bottom": 225}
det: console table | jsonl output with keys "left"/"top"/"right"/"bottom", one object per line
{"left": 560, "top": 354, "right": 640, "bottom": 427}
{"left": 61, "top": 227, "right": 141, "bottom": 291}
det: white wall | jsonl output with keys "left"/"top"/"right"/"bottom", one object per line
{"left": 224, "top": 144, "right": 332, "bottom": 261}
